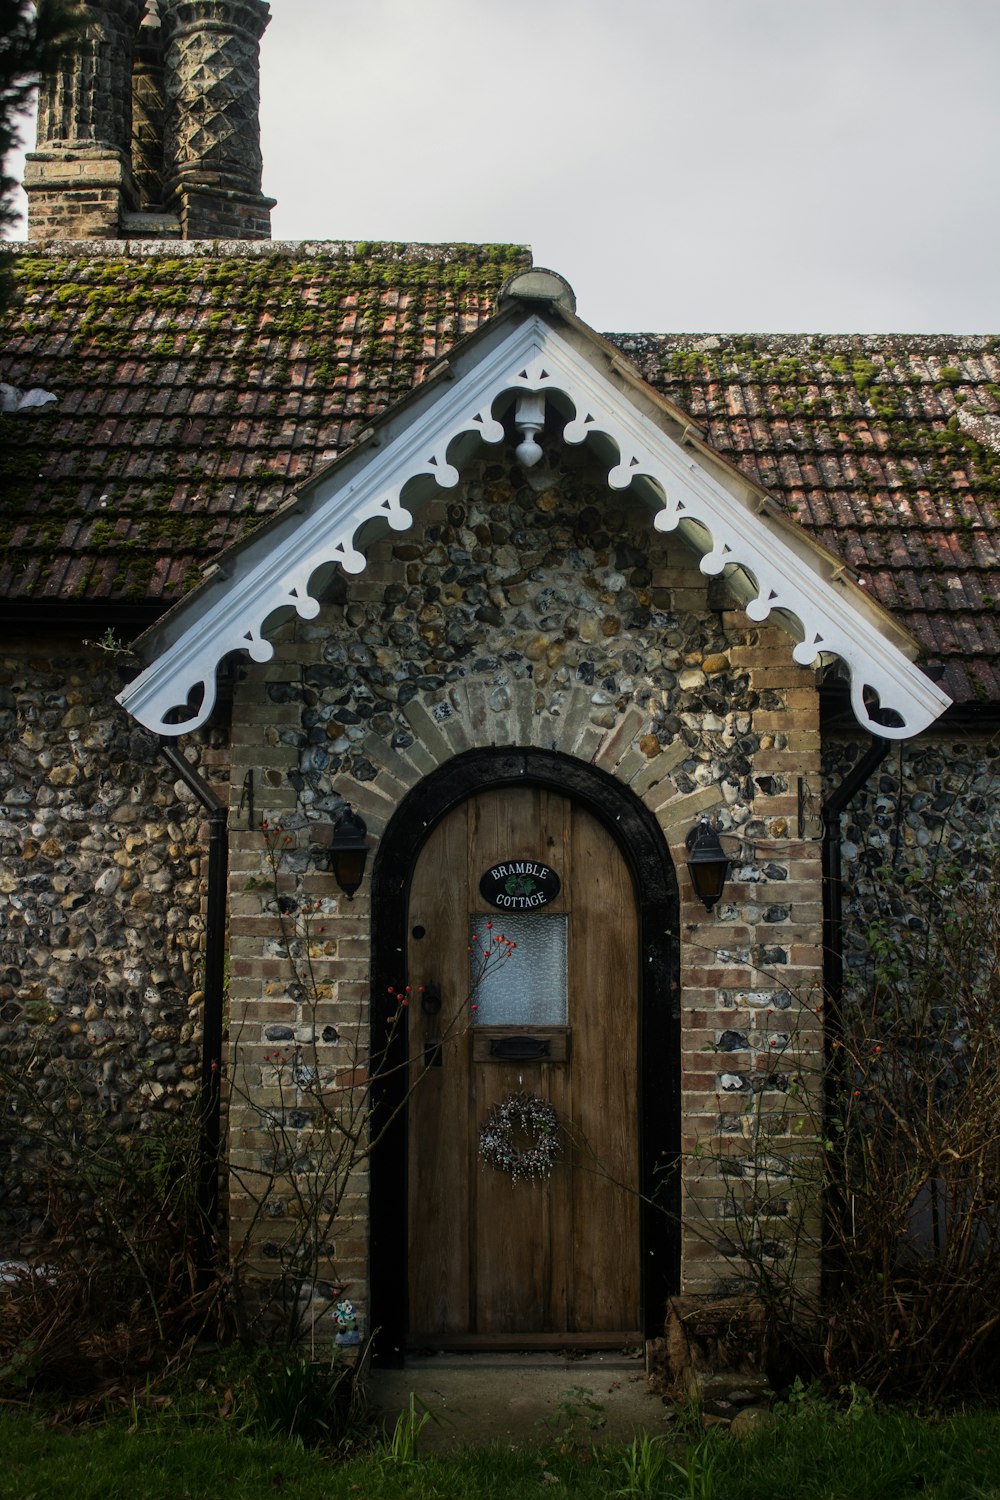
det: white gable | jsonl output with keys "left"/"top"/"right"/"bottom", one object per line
{"left": 118, "top": 312, "right": 950, "bottom": 740}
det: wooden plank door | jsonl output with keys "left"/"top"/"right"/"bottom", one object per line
{"left": 407, "top": 786, "right": 641, "bottom": 1346}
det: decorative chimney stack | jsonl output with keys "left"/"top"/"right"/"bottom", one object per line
{"left": 160, "top": 0, "right": 275, "bottom": 239}
{"left": 131, "top": 1, "right": 167, "bottom": 210}
{"left": 24, "top": 0, "right": 146, "bottom": 240}
{"left": 23, "top": 0, "right": 275, "bottom": 242}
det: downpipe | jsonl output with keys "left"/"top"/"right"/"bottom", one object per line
{"left": 159, "top": 741, "right": 227, "bottom": 1271}
{"left": 820, "top": 733, "right": 892, "bottom": 1305}
{"left": 821, "top": 736, "right": 891, "bottom": 1012}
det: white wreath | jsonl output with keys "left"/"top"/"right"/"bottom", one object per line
{"left": 479, "top": 1092, "right": 561, "bottom": 1183}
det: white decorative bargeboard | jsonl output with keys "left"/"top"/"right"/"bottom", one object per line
{"left": 117, "top": 314, "right": 950, "bottom": 741}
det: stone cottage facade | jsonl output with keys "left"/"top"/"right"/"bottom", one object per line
{"left": 1, "top": 0, "right": 998, "bottom": 1359}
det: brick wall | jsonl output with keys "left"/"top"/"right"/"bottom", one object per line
{"left": 23, "top": 152, "right": 137, "bottom": 241}
{"left": 176, "top": 185, "right": 274, "bottom": 241}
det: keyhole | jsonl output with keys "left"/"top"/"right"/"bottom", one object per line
{"left": 421, "top": 984, "right": 442, "bottom": 1016}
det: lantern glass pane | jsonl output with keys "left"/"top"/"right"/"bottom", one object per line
{"left": 334, "top": 848, "right": 366, "bottom": 894}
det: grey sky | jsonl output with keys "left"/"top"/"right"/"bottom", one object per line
{"left": 7, "top": 0, "right": 1000, "bottom": 332}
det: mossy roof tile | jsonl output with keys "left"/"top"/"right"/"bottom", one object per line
{"left": 637, "top": 331, "right": 1000, "bottom": 704}
{"left": 1, "top": 250, "right": 998, "bottom": 703}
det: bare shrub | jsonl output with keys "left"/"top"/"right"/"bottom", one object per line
{"left": 0, "top": 1056, "right": 213, "bottom": 1400}
{"left": 822, "top": 844, "right": 1000, "bottom": 1400}
{"left": 685, "top": 836, "right": 1000, "bottom": 1403}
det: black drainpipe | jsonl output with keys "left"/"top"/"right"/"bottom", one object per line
{"left": 159, "top": 741, "right": 228, "bottom": 1269}
{"left": 821, "top": 735, "right": 892, "bottom": 1012}
{"left": 820, "top": 732, "right": 891, "bottom": 1306}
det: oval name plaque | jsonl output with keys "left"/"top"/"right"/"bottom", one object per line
{"left": 479, "top": 860, "right": 561, "bottom": 910}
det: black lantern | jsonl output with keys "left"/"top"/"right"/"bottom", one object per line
{"left": 327, "top": 809, "right": 369, "bottom": 900}
{"left": 685, "top": 818, "right": 731, "bottom": 912}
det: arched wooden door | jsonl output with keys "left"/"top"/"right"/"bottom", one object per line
{"left": 406, "top": 784, "right": 641, "bottom": 1347}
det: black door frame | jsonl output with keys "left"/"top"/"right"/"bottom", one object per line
{"left": 369, "top": 747, "right": 681, "bottom": 1364}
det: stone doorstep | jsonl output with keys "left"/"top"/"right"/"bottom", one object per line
{"left": 368, "top": 1351, "right": 670, "bottom": 1451}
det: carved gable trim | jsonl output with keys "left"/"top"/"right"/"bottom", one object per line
{"left": 118, "top": 314, "right": 950, "bottom": 740}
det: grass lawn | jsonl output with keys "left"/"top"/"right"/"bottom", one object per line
{"left": 1, "top": 1404, "right": 999, "bottom": 1500}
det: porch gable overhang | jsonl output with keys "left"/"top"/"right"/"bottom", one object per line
{"left": 117, "top": 301, "right": 951, "bottom": 741}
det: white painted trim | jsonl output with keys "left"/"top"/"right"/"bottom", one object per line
{"left": 117, "top": 316, "right": 950, "bottom": 740}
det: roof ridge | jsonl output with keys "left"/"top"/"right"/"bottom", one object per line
{"left": 1, "top": 239, "right": 533, "bottom": 264}
{"left": 608, "top": 332, "right": 1000, "bottom": 351}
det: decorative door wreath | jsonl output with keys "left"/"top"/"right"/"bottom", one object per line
{"left": 478, "top": 1092, "right": 561, "bottom": 1183}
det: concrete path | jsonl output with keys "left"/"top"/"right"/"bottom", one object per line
{"left": 367, "top": 1351, "right": 674, "bottom": 1452}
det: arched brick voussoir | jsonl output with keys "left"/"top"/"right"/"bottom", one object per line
{"left": 516, "top": 681, "right": 626, "bottom": 762}
{"left": 513, "top": 680, "right": 536, "bottom": 746}
{"left": 384, "top": 685, "right": 729, "bottom": 837}
{"left": 651, "top": 785, "right": 725, "bottom": 840}
{"left": 400, "top": 700, "right": 456, "bottom": 767}
{"left": 628, "top": 739, "right": 689, "bottom": 799}
{"left": 357, "top": 734, "right": 423, "bottom": 794}
{"left": 592, "top": 704, "right": 647, "bottom": 773}
{"left": 396, "top": 680, "right": 622, "bottom": 770}
{"left": 455, "top": 680, "right": 497, "bottom": 745}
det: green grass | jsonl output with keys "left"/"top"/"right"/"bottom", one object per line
{"left": 0, "top": 1406, "right": 999, "bottom": 1499}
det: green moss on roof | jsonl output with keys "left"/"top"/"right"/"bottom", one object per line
{"left": 2, "top": 251, "right": 998, "bottom": 702}
{"left": 649, "top": 335, "right": 1000, "bottom": 505}
{"left": 604, "top": 330, "right": 1000, "bottom": 702}
{"left": 0, "top": 239, "right": 532, "bottom": 600}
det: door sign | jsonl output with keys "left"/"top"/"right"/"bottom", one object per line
{"left": 478, "top": 860, "right": 561, "bottom": 910}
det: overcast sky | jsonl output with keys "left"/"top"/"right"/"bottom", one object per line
{"left": 7, "top": 0, "right": 1000, "bottom": 333}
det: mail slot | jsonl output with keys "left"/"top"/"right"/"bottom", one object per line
{"left": 472, "top": 1027, "right": 570, "bottom": 1064}
{"left": 488, "top": 1036, "right": 551, "bottom": 1060}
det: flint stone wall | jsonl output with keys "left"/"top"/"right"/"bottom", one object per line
{"left": 823, "top": 731, "right": 1000, "bottom": 989}
{"left": 0, "top": 637, "right": 227, "bottom": 1251}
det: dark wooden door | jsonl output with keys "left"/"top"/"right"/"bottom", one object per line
{"left": 406, "top": 786, "right": 641, "bottom": 1346}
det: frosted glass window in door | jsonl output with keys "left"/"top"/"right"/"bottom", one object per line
{"left": 470, "top": 913, "right": 568, "bottom": 1026}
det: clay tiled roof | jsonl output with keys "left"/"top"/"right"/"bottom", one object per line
{"left": 1, "top": 245, "right": 998, "bottom": 707}
{"left": 0, "top": 240, "right": 531, "bottom": 607}
{"left": 621, "top": 334, "right": 1000, "bottom": 707}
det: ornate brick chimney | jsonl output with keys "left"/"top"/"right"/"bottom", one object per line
{"left": 160, "top": 0, "right": 274, "bottom": 239}
{"left": 24, "top": 0, "right": 146, "bottom": 240}
{"left": 24, "top": 0, "right": 275, "bottom": 241}
{"left": 131, "top": 1, "right": 167, "bottom": 211}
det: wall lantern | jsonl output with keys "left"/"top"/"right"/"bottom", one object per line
{"left": 685, "top": 818, "right": 731, "bottom": 912}
{"left": 327, "top": 809, "right": 369, "bottom": 900}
